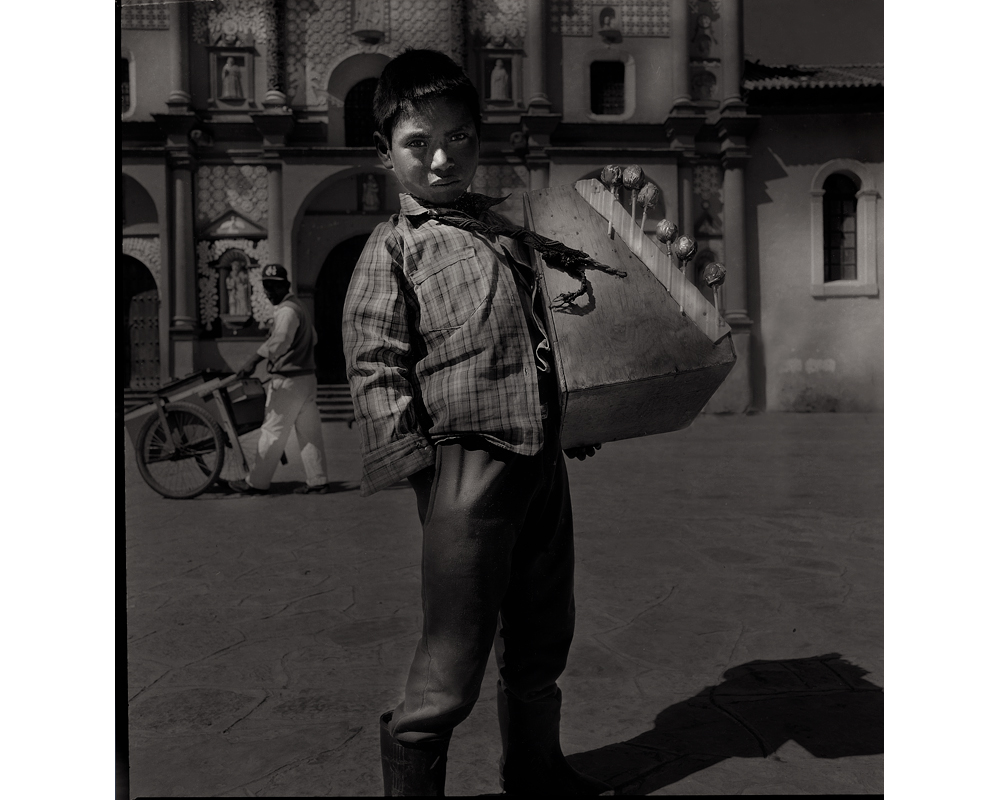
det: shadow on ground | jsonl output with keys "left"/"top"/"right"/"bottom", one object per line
{"left": 196, "top": 479, "right": 361, "bottom": 497}
{"left": 566, "top": 653, "right": 883, "bottom": 796}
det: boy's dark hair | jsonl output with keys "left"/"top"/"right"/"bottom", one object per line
{"left": 373, "top": 49, "right": 482, "bottom": 144}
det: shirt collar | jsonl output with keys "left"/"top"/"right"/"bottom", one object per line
{"left": 398, "top": 191, "right": 510, "bottom": 224}
{"left": 398, "top": 193, "right": 438, "bottom": 220}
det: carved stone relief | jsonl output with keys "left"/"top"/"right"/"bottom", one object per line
{"left": 197, "top": 239, "right": 272, "bottom": 328}
{"left": 471, "top": 164, "right": 529, "bottom": 199}
{"left": 551, "top": 0, "right": 669, "bottom": 37}
{"left": 122, "top": 237, "right": 162, "bottom": 290}
{"left": 196, "top": 165, "right": 269, "bottom": 228}
{"left": 120, "top": 0, "right": 169, "bottom": 30}
{"left": 284, "top": 0, "right": 461, "bottom": 109}
{"left": 470, "top": 0, "right": 526, "bottom": 48}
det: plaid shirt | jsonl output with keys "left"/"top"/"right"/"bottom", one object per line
{"left": 343, "top": 193, "right": 550, "bottom": 496}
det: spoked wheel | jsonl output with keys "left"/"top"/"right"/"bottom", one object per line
{"left": 136, "top": 401, "right": 225, "bottom": 498}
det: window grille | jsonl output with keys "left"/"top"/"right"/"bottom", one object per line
{"left": 345, "top": 78, "right": 379, "bottom": 147}
{"left": 590, "top": 61, "right": 625, "bottom": 115}
{"left": 121, "top": 57, "right": 131, "bottom": 115}
{"left": 822, "top": 173, "right": 858, "bottom": 282}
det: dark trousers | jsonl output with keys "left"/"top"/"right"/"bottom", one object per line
{"left": 388, "top": 421, "right": 575, "bottom": 745}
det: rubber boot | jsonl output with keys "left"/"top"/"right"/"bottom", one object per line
{"left": 379, "top": 710, "right": 451, "bottom": 797}
{"left": 496, "top": 683, "right": 612, "bottom": 796}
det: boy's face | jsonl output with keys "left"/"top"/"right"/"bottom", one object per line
{"left": 375, "top": 98, "right": 479, "bottom": 204}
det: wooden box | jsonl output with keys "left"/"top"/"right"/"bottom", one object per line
{"left": 521, "top": 180, "right": 736, "bottom": 449}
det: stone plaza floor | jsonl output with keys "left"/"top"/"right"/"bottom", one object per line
{"left": 124, "top": 412, "right": 883, "bottom": 797}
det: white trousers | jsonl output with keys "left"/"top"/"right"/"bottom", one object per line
{"left": 247, "top": 373, "right": 328, "bottom": 490}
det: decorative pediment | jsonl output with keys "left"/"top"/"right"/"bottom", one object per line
{"left": 200, "top": 208, "right": 267, "bottom": 240}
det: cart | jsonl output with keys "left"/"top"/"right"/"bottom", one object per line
{"left": 124, "top": 371, "right": 270, "bottom": 499}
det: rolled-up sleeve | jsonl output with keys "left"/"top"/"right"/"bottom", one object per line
{"left": 343, "top": 221, "right": 435, "bottom": 496}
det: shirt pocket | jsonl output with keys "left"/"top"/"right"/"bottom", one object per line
{"left": 410, "top": 245, "right": 489, "bottom": 333}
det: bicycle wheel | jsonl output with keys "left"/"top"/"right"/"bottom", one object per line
{"left": 135, "top": 401, "right": 225, "bottom": 498}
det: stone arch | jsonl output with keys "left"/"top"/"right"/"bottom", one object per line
{"left": 290, "top": 165, "right": 402, "bottom": 297}
{"left": 809, "top": 159, "right": 880, "bottom": 297}
{"left": 121, "top": 173, "right": 158, "bottom": 231}
{"left": 326, "top": 53, "right": 391, "bottom": 145}
{"left": 121, "top": 255, "right": 160, "bottom": 388}
{"left": 809, "top": 158, "right": 875, "bottom": 194}
{"left": 314, "top": 233, "right": 375, "bottom": 383}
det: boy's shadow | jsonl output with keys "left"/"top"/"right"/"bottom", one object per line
{"left": 566, "top": 653, "right": 883, "bottom": 795}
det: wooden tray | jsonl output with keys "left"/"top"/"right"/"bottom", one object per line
{"left": 521, "top": 180, "right": 736, "bottom": 448}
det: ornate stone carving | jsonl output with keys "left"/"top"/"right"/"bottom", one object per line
{"left": 120, "top": 0, "right": 170, "bottom": 30}
{"left": 197, "top": 239, "right": 272, "bottom": 327}
{"left": 122, "top": 237, "right": 162, "bottom": 290}
{"left": 470, "top": 0, "right": 526, "bottom": 48}
{"left": 196, "top": 165, "right": 269, "bottom": 227}
{"left": 693, "top": 163, "right": 722, "bottom": 201}
{"left": 192, "top": 0, "right": 271, "bottom": 46}
{"left": 283, "top": 0, "right": 462, "bottom": 109}
{"left": 551, "top": 1, "right": 669, "bottom": 37}
{"left": 471, "top": 163, "right": 529, "bottom": 198}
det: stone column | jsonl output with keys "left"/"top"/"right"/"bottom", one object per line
{"left": 703, "top": 152, "right": 753, "bottom": 412}
{"left": 527, "top": 156, "right": 550, "bottom": 191}
{"left": 524, "top": 0, "right": 550, "bottom": 110}
{"left": 167, "top": 1, "right": 191, "bottom": 109}
{"left": 263, "top": 0, "right": 288, "bottom": 108}
{"left": 680, "top": 163, "right": 695, "bottom": 281}
{"left": 671, "top": 0, "right": 691, "bottom": 106}
{"left": 720, "top": 0, "right": 744, "bottom": 110}
{"left": 721, "top": 157, "right": 749, "bottom": 322}
{"left": 267, "top": 162, "right": 286, "bottom": 275}
{"left": 171, "top": 161, "right": 197, "bottom": 332}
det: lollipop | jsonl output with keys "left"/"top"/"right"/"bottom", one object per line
{"left": 637, "top": 183, "right": 659, "bottom": 231}
{"left": 672, "top": 236, "right": 698, "bottom": 316}
{"left": 655, "top": 219, "right": 678, "bottom": 245}
{"left": 703, "top": 261, "right": 727, "bottom": 326}
{"left": 600, "top": 164, "right": 623, "bottom": 236}
{"left": 622, "top": 165, "right": 645, "bottom": 223}
{"left": 673, "top": 235, "right": 698, "bottom": 264}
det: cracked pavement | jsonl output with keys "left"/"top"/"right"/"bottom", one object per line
{"left": 125, "top": 412, "right": 883, "bottom": 797}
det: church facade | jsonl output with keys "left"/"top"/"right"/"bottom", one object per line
{"left": 120, "top": 0, "right": 882, "bottom": 412}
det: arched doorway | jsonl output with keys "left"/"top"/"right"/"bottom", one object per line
{"left": 314, "top": 234, "right": 372, "bottom": 383}
{"left": 121, "top": 255, "right": 160, "bottom": 388}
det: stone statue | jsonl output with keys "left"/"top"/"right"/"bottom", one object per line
{"left": 361, "top": 175, "right": 381, "bottom": 213}
{"left": 599, "top": 8, "right": 618, "bottom": 30}
{"left": 490, "top": 60, "right": 510, "bottom": 101}
{"left": 353, "top": 0, "right": 384, "bottom": 31}
{"left": 226, "top": 268, "right": 250, "bottom": 316}
{"left": 221, "top": 57, "right": 244, "bottom": 100}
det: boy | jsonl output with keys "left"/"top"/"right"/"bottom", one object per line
{"left": 343, "top": 49, "right": 608, "bottom": 796}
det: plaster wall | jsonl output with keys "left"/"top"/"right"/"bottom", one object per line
{"left": 746, "top": 114, "right": 883, "bottom": 412}
{"left": 121, "top": 30, "right": 172, "bottom": 121}
{"left": 558, "top": 38, "right": 674, "bottom": 124}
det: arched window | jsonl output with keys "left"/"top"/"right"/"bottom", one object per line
{"left": 590, "top": 61, "right": 625, "bottom": 115}
{"left": 344, "top": 78, "right": 379, "bottom": 146}
{"left": 121, "top": 57, "right": 130, "bottom": 115}
{"left": 809, "top": 160, "right": 880, "bottom": 297}
{"left": 822, "top": 173, "right": 859, "bottom": 282}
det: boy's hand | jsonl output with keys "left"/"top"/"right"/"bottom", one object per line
{"left": 564, "top": 443, "right": 601, "bottom": 461}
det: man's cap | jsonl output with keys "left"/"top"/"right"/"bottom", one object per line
{"left": 261, "top": 264, "right": 288, "bottom": 282}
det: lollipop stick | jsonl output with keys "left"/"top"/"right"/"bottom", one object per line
{"left": 713, "top": 286, "right": 723, "bottom": 325}
{"left": 631, "top": 191, "right": 637, "bottom": 223}
{"left": 640, "top": 209, "right": 648, "bottom": 230}
{"left": 607, "top": 216, "right": 614, "bottom": 238}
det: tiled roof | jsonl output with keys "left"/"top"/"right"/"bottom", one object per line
{"left": 743, "top": 62, "right": 883, "bottom": 91}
